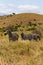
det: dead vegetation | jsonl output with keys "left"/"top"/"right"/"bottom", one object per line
{"left": 0, "top": 32, "right": 43, "bottom": 65}
{"left": 0, "top": 13, "right": 43, "bottom": 28}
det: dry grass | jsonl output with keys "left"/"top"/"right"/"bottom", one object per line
{"left": 0, "top": 13, "right": 43, "bottom": 65}
{"left": 0, "top": 13, "right": 43, "bottom": 28}
{"left": 0, "top": 33, "right": 43, "bottom": 65}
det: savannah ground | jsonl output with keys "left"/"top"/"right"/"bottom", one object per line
{"left": 0, "top": 13, "right": 43, "bottom": 65}
{"left": 0, "top": 32, "right": 43, "bottom": 65}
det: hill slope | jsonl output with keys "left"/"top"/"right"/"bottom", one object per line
{"left": 0, "top": 13, "right": 43, "bottom": 27}
{"left": 0, "top": 13, "right": 43, "bottom": 65}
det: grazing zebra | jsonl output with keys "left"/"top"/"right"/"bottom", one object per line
{"left": 21, "top": 32, "right": 32, "bottom": 40}
{"left": 4, "top": 29, "right": 19, "bottom": 41}
{"left": 32, "top": 33, "right": 41, "bottom": 41}
{"left": 21, "top": 32, "right": 41, "bottom": 41}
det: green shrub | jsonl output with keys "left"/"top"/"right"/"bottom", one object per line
{"left": 0, "top": 27, "right": 6, "bottom": 32}
{"left": 26, "top": 25, "right": 37, "bottom": 31}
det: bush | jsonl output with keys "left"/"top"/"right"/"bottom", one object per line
{"left": 16, "top": 24, "right": 21, "bottom": 27}
{"left": 28, "top": 21, "right": 32, "bottom": 26}
{"left": 13, "top": 26, "right": 18, "bottom": 31}
{"left": 12, "top": 13, "right": 15, "bottom": 15}
{"left": 6, "top": 25, "right": 18, "bottom": 31}
{"left": 0, "top": 27, "right": 6, "bottom": 32}
{"left": 34, "top": 19, "right": 36, "bottom": 21}
{"left": 26, "top": 25, "right": 37, "bottom": 31}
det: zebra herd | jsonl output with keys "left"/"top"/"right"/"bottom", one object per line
{"left": 4, "top": 29, "right": 41, "bottom": 41}
{"left": 21, "top": 32, "right": 40, "bottom": 41}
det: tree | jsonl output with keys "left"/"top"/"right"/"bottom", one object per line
{"left": 12, "top": 13, "right": 15, "bottom": 15}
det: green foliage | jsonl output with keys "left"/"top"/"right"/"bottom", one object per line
{"left": 16, "top": 23, "right": 21, "bottom": 27}
{"left": 0, "top": 27, "right": 6, "bottom": 32}
{"left": 10, "top": 24, "right": 21, "bottom": 31}
{"left": 14, "top": 26, "right": 18, "bottom": 31}
{"left": 26, "top": 25, "right": 37, "bottom": 31}
{"left": 0, "top": 23, "right": 43, "bottom": 33}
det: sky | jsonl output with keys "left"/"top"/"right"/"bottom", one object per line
{"left": 0, "top": 0, "right": 43, "bottom": 15}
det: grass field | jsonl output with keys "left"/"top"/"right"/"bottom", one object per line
{"left": 0, "top": 32, "right": 43, "bottom": 65}
{"left": 0, "top": 13, "right": 43, "bottom": 28}
{"left": 0, "top": 13, "right": 43, "bottom": 65}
